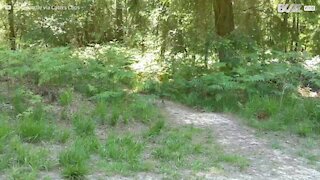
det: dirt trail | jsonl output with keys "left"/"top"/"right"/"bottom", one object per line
{"left": 162, "top": 100, "right": 320, "bottom": 180}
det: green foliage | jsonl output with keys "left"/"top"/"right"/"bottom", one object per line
{"left": 59, "top": 89, "right": 73, "bottom": 106}
{"left": 0, "top": 46, "right": 136, "bottom": 100}
{"left": 3, "top": 137, "right": 51, "bottom": 170}
{"left": 98, "top": 134, "right": 147, "bottom": 174}
{"left": 103, "top": 134, "right": 143, "bottom": 163}
{"left": 54, "top": 128, "right": 71, "bottom": 144}
{"left": 92, "top": 94, "right": 161, "bottom": 126}
{"left": 75, "top": 136, "right": 101, "bottom": 154}
{"left": 145, "top": 120, "right": 166, "bottom": 138}
{"left": 59, "top": 143, "right": 90, "bottom": 179}
{"left": 151, "top": 126, "right": 249, "bottom": 171}
{"left": 8, "top": 166, "right": 38, "bottom": 180}
{"left": 0, "top": 119, "right": 11, "bottom": 140}
{"left": 141, "top": 43, "right": 320, "bottom": 136}
{"left": 153, "top": 127, "right": 200, "bottom": 162}
{"left": 72, "top": 115, "right": 96, "bottom": 137}
{"left": 12, "top": 89, "right": 28, "bottom": 114}
{"left": 241, "top": 95, "right": 320, "bottom": 136}
{"left": 18, "top": 114, "right": 54, "bottom": 143}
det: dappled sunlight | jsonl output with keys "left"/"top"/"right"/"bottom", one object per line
{"left": 131, "top": 51, "right": 162, "bottom": 73}
{"left": 304, "top": 56, "right": 320, "bottom": 71}
{"left": 298, "top": 86, "right": 320, "bottom": 98}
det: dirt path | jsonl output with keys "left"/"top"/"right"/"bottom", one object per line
{"left": 162, "top": 100, "right": 320, "bottom": 180}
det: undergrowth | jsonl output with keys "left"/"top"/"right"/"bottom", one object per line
{"left": 0, "top": 45, "right": 249, "bottom": 179}
{"left": 140, "top": 47, "right": 320, "bottom": 136}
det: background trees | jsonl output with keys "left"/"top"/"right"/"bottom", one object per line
{"left": 0, "top": 0, "right": 318, "bottom": 55}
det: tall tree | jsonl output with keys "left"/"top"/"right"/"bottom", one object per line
{"left": 115, "top": 0, "right": 124, "bottom": 41}
{"left": 214, "top": 0, "right": 235, "bottom": 37}
{"left": 7, "top": 0, "right": 16, "bottom": 50}
{"left": 213, "top": 0, "right": 235, "bottom": 67}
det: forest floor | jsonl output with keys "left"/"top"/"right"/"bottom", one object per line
{"left": 162, "top": 100, "right": 320, "bottom": 179}
{"left": 1, "top": 49, "right": 320, "bottom": 179}
{"left": 1, "top": 82, "right": 320, "bottom": 179}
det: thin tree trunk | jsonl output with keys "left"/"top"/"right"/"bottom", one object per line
{"left": 213, "top": 0, "right": 235, "bottom": 67}
{"left": 295, "top": 13, "right": 299, "bottom": 51}
{"left": 159, "top": 5, "right": 169, "bottom": 59}
{"left": 115, "top": 0, "right": 124, "bottom": 41}
{"left": 290, "top": 14, "right": 296, "bottom": 51}
{"left": 7, "top": 0, "right": 16, "bottom": 50}
{"left": 282, "top": 0, "right": 289, "bottom": 52}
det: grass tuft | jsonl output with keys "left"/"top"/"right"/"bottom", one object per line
{"left": 72, "top": 115, "right": 96, "bottom": 137}
{"left": 59, "top": 143, "right": 90, "bottom": 179}
{"left": 18, "top": 117, "right": 54, "bottom": 143}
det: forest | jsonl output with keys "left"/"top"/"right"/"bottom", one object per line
{"left": 0, "top": 0, "right": 320, "bottom": 179}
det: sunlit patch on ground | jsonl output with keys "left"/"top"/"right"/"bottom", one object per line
{"left": 304, "top": 56, "right": 320, "bottom": 71}
{"left": 298, "top": 86, "right": 320, "bottom": 98}
{"left": 131, "top": 51, "right": 161, "bottom": 73}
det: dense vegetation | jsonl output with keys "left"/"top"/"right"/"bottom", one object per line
{"left": 0, "top": 0, "right": 319, "bottom": 179}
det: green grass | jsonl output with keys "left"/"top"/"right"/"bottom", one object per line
{"left": 12, "top": 89, "right": 28, "bottom": 114}
{"left": 0, "top": 46, "right": 252, "bottom": 178}
{"left": 104, "top": 135, "right": 143, "bottom": 162}
{"left": 8, "top": 166, "right": 38, "bottom": 180}
{"left": 59, "top": 89, "right": 73, "bottom": 106}
{"left": 74, "top": 136, "right": 101, "bottom": 154}
{"left": 92, "top": 95, "right": 162, "bottom": 126}
{"left": 59, "top": 143, "right": 90, "bottom": 179}
{"left": 145, "top": 119, "right": 165, "bottom": 138}
{"left": 0, "top": 119, "right": 11, "bottom": 140}
{"left": 72, "top": 115, "right": 96, "bottom": 137}
{"left": 54, "top": 128, "right": 71, "bottom": 144}
{"left": 99, "top": 134, "right": 147, "bottom": 174}
{"left": 151, "top": 126, "right": 249, "bottom": 172}
{"left": 18, "top": 117, "right": 54, "bottom": 143}
{"left": 92, "top": 101, "right": 109, "bottom": 124}
{"left": 241, "top": 95, "right": 320, "bottom": 136}
{"left": 1, "top": 137, "right": 51, "bottom": 171}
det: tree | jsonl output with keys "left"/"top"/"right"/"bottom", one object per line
{"left": 213, "top": 0, "right": 235, "bottom": 66}
{"left": 214, "top": 0, "right": 235, "bottom": 37}
{"left": 115, "top": 0, "right": 124, "bottom": 41}
{"left": 7, "top": 0, "right": 16, "bottom": 50}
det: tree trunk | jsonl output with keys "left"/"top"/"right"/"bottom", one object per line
{"left": 159, "top": 5, "right": 169, "bottom": 59}
{"left": 282, "top": 0, "right": 289, "bottom": 52}
{"left": 115, "top": 0, "right": 124, "bottom": 41}
{"left": 213, "top": 0, "right": 235, "bottom": 67}
{"left": 214, "top": 0, "right": 235, "bottom": 37}
{"left": 7, "top": 0, "right": 16, "bottom": 50}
